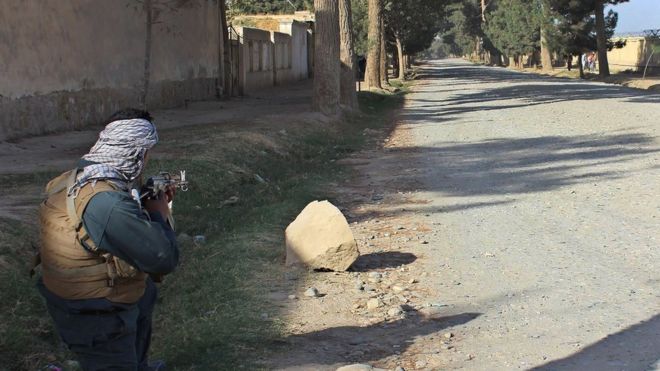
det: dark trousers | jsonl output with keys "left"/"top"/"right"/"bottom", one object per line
{"left": 38, "top": 279, "right": 157, "bottom": 371}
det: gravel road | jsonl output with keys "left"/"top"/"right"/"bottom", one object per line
{"left": 404, "top": 59, "right": 659, "bottom": 370}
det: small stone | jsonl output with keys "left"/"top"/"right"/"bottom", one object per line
{"left": 335, "top": 364, "right": 374, "bottom": 371}
{"left": 392, "top": 285, "right": 405, "bottom": 293}
{"left": 367, "top": 298, "right": 383, "bottom": 310}
{"left": 409, "top": 278, "right": 418, "bottom": 284}
{"left": 395, "top": 367, "right": 405, "bottom": 371}
{"left": 387, "top": 306, "right": 404, "bottom": 316}
{"left": 363, "top": 284, "right": 376, "bottom": 292}
{"left": 384, "top": 233, "right": 390, "bottom": 237}
{"left": 414, "top": 360, "right": 427, "bottom": 369}
{"left": 397, "top": 225, "right": 405, "bottom": 230}
{"left": 260, "top": 312, "right": 269, "bottom": 320}
{"left": 420, "top": 240, "right": 429, "bottom": 245}
{"left": 355, "top": 280, "right": 365, "bottom": 290}
{"left": 444, "top": 332, "right": 454, "bottom": 339}
{"left": 368, "top": 272, "right": 382, "bottom": 279}
{"left": 466, "top": 354, "right": 475, "bottom": 360}
{"left": 304, "top": 287, "right": 320, "bottom": 297}
{"left": 193, "top": 235, "right": 206, "bottom": 245}
{"left": 288, "top": 295, "right": 297, "bottom": 300}
{"left": 368, "top": 277, "right": 381, "bottom": 283}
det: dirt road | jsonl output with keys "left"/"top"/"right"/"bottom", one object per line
{"left": 400, "top": 59, "right": 660, "bottom": 370}
{"left": 270, "top": 60, "right": 659, "bottom": 370}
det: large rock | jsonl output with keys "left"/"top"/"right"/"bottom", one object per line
{"left": 285, "top": 200, "right": 359, "bottom": 271}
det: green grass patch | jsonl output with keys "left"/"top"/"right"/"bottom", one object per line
{"left": 0, "top": 87, "right": 407, "bottom": 370}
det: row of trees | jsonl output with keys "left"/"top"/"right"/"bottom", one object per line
{"left": 441, "top": 0, "right": 628, "bottom": 77}
{"left": 231, "top": 0, "right": 448, "bottom": 113}
{"left": 312, "top": 0, "right": 448, "bottom": 115}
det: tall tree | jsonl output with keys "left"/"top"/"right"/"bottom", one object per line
{"left": 484, "top": 0, "right": 541, "bottom": 68}
{"left": 539, "top": 1, "right": 554, "bottom": 71}
{"left": 364, "top": 0, "right": 382, "bottom": 89}
{"left": 594, "top": 0, "right": 610, "bottom": 76}
{"left": 219, "top": 0, "right": 231, "bottom": 97}
{"left": 594, "top": 0, "right": 628, "bottom": 76}
{"left": 313, "top": 0, "right": 341, "bottom": 116}
{"left": 540, "top": 26, "right": 554, "bottom": 71}
{"left": 385, "top": 0, "right": 448, "bottom": 77}
{"left": 380, "top": 19, "right": 389, "bottom": 84}
{"left": 339, "top": 0, "right": 358, "bottom": 109}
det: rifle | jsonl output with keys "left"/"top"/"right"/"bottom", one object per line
{"left": 140, "top": 171, "right": 189, "bottom": 231}
{"left": 141, "top": 171, "right": 189, "bottom": 200}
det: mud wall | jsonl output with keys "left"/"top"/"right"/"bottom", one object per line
{"left": 608, "top": 37, "right": 660, "bottom": 73}
{"left": 0, "top": 0, "right": 221, "bottom": 140}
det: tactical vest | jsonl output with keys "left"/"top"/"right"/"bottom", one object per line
{"left": 38, "top": 169, "right": 147, "bottom": 304}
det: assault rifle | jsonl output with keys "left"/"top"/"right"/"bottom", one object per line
{"left": 141, "top": 171, "right": 189, "bottom": 200}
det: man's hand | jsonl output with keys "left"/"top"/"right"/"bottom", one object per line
{"left": 144, "top": 195, "right": 170, "bottom": 220}
{"left": 144, "top": 185, "right": 176, "bottom": 220}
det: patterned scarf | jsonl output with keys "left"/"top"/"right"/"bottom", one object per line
{"left": 69, "top": 119, "right": 158, "bottom": 194}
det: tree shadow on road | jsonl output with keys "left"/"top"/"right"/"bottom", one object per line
{"left": 367, "top": 133, "right": 659, "bottom": 199}
{"left": 271, "top": 311, "right": 481, "bottom": 369}
{"left": 530, "top": 313, "right": 660, "bottom": 371}
{"left": 408, "top": 62, "right": 660, "bottom": 121}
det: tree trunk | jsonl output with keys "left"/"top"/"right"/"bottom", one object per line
{"left": 594, "top": 0, "right": 610, "bottom": 76}
{"left": 379, "top": 20, "right": 388, "bottom": 85}
{"left": 216, "top": 0, "right": 225, "bottom": 98}
{"left": 364, "top": 0, "right": 382, "bottom": 89}
{"left": 396, "top": 34, "right": 405, "bottom": 79}
{"left": 491, "top": 50, "right": 502, "bottom": 66}
{"left": 566, "top": 55, "right": 572, "bottom": 71}
{"left": 141, "top": 0, "right": 153, "bottom": 109}
{"left": 339, "top": 0, "right": 357, "bottom": 109}
{"left": 540, "top": 27, "right": 553, "bottom": 72}
{"left": 481, "top": 0, "right": 487, "bottom": 22}
{"left": 220, "top": 0, "right": 232, "bottom": 97}
{"left": 312, "top": 0, "right": 341, "bottom": 116}
{"left": 474, "top": 36, "right": 482, "bottom": 61}
{"left": 578, "top": 53, "right": 585, "bottom": 79}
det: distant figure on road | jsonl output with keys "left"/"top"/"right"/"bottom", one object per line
{"left": 588, "top": 52, "right": 597, "bottom": 72}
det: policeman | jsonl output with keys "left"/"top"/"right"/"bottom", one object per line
{"left": 36, "top": 109, "right": 179, "bottom": 370}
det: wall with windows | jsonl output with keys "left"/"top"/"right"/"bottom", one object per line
{"left": 236, "top": 21, "right": 312, "bottom": 94}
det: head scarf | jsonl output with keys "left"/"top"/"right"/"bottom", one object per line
{"left": 69, "top": 118, "right": 158, "bottom": 194}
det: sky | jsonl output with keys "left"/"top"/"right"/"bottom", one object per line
{"left": 607, "top": 0, "right": 660, "bottom": 34}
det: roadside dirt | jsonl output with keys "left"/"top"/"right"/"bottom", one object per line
{"left": 265, "top": 87, "right": 462, "bottom": 371}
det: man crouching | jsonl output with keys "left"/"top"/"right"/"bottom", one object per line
{"left": 36, "top": 109, "right": 178, "bottom": 371}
